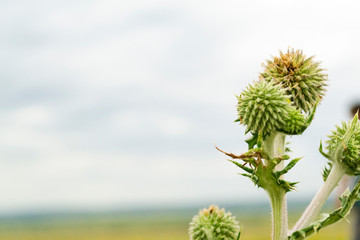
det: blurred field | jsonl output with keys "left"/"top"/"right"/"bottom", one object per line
{"left": 0, "top": 205, "right": 352, "bottom": 240}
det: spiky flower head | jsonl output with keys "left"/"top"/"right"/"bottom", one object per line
{"left": 236, "top": 80, "right": 292, "bottom": 136}
{"left": 325, "top": 113, "right": 360, "bottom": 175}
{"left": 189, "top": 205, "right": 240, "bottom": 240}
{"left": 281, "top": 108, "right": 308, "bottom": 135}
{"left": 284, "top": 108, "right": 306, "bottom": 132}
{"left": 259, "top": 48, "right": 327, "bottom": 113}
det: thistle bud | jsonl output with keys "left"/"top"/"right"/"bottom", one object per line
{"left": 325, "top": 113, "right": 360, "bottom": 175}
{"left": 260, "top": 48, "right": 327, "bottom": 113}
{"left": 189, "top": 205, "right": 240, "bottom": 240}
{"left": 236, "top": 80, "right": 292, "bottom": 136}
{"left": 281, "top": 108, "right": 308, "bottom": 135}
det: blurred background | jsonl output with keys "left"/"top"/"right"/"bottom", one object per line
{"left": 1, "top": 0, "right": 360, "bottom": 239}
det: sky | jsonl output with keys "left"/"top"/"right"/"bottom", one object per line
{"left": 1, "top": 0, "right": 360, "bottom": 214}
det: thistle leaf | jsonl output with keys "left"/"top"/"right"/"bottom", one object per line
{"left": 228, "top": 160, "right": 254, "bottom": 174}
{"left": 319, "top": 140, "right": 331, "bottom": 160}
{"left": 322, "top": 162, "right": 332, "bottom": 181}
{"left": 240, "top": 173, "right": 260, "bottom": 186}
{"left": 274, "top": 157, "right": 301, "bottom": 178}
{"left": 245, "top": 133, "right": 258, "bottom": 150}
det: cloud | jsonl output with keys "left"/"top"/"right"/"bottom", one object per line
{"left": 0, "top": 0, "right": 360, "bottom": 213}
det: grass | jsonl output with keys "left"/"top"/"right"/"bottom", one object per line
{"left": 0, "top": 205, "right": 352, "bottom": 240}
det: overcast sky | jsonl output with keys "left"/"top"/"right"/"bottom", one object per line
{"left": 1, "top": 0, "right": 360, "bottom": 214}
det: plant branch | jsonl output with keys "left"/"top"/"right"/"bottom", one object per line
{"left": 290, "top": 163, "right": 346, "bottom": 233}
{"left": 263, "top": 132, "right": 288, "bottom": 240}
{"left": 288, "top": 177, "right": 360, "bottom": 240}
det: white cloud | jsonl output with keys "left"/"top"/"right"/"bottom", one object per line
{"left": 0, "top": 0, "right": 360, "bottom": 213}
{"left": 8, "top": 106, "right": 53, "bottom": 127}
{"left": 114, "top": 110, "right": 189, "bottom": 137}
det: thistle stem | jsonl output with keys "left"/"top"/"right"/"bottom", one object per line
{"left": 291, "top": 163, "right": 346, "bottom": 233}
{"left": 268, "top": 188, "right": 288, "bottom": 240}
{"left": 289, "top": 177, "right": 360, "bottom": 240}
{"left": 263, "top": 132, "right": 288, "bottom": 240}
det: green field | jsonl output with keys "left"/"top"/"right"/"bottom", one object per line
{"left": 0, "top": 206, "right": 352, "bottom": 240}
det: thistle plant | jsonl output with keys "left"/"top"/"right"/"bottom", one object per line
{"left": 189, "top": 48, "right": 360, "bottom": 240}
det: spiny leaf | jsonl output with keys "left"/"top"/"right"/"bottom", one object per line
{"left": 228, "top": 160, "right": 254, "bottom": 174}
{"left": 277, "top": 179, "right": 298, "bottom": 192}
{"left": 270, "top": 155, "right": 291, "bottom": 166}
{"left": 285, "top": 142, "right": 292, "bottom": 153}
{"left": 240, "top": 173, "right": 260, "bottom": 186}
{"left": 236, "top": 226, "right": 242, "bottom": 240}
{"left": 312, "top": 223, "right": 321, "bottom": 233}
{"left": 322, "top": 162, "right": 332, "bottom": 181}
{"left": 339, "top": 188, "right": 351, "bottom": 206}
{"left": 319, "top": 140, "right": 331, "bottom": 160}
{"left": 245, "top": 134, "right": 258, "bottom": 150}
{"left": 305, "top": 103, "right": 317, "bottom": 125}
{"left": 274, "top": 158, "right": 301, "bottom": 178}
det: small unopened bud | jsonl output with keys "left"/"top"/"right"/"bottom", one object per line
{"left": 189, "top": 205, "right": 240, "bottom": 240}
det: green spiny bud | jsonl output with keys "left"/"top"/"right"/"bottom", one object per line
{"left": 282, "top": 108, "right": 306, "bottom": 134}
{"left": 260, "top": 48, "right": 328, "bottom": 113}
{"left": 236, "top": 80, "right": 292, "bottom": 136}
{"left": 325, "top": 113, "right": 360, "bottom": 175}
{"left": 189, "top": 205, "right": 240, "bottom": 240}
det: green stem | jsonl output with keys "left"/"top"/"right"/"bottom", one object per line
{"left": 263, "top": 132, "right": 288, "bottom": 240}
{"left": 263, "top": 132, "right": 286, "bottom": 166}
{"left": 291, "top": 163, "right": 346, "bottom": 233}
{"left": 268, "top": 188, "right": 288, "bottom": 240}
{"left": 289, "top": 177, "right": 360, "bottom": 240}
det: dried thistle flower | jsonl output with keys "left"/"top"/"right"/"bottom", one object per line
{"left": 260, "top": 48, "right": 327, "bottom": 113}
